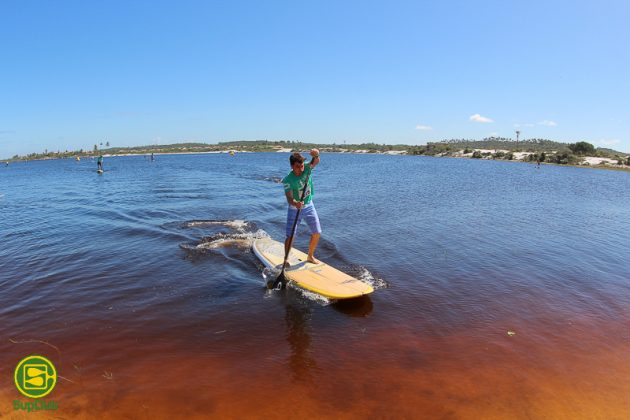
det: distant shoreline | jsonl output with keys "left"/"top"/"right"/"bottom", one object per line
{"left": 4, "top": 147, "right": 630, "bottom": 173}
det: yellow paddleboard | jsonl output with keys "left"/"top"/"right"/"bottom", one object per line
{"left": 253, "top": 237, "right": 374, "bottom": 300}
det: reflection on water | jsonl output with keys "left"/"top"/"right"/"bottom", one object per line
{"left": 285, "top": 300, "right": 318, "bottom": 383}
{"left": 284, "top": 294, "right": 374, "bottom": 383}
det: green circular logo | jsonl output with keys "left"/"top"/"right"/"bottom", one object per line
{"left": 14, "top": 355, "right": 57, "bottom": 398}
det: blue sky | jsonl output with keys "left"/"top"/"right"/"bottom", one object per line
{"left": 1, "top": 0, "right": 629, "bottom": 157}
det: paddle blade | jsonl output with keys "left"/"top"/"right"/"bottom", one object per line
{"left": 268, "top": 272, "right": 287, "bottom": 290}
{"left": 266, "top": 260, "right": 292, "bottom": 290}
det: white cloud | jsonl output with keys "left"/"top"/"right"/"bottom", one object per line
{"left": 538, "top": 120, "right": 558, "bottom": 127}
{"left": 415, "top": 124, "right": 433, "bottom": 131}
{"left": 469, "top": 114, "right": 494, "bottom": 123}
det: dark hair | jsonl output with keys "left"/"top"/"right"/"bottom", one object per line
{"left": 289, "top": 152, "right": 305, "bottom": 166}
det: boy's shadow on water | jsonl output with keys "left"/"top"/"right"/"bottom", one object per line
{"left": 282, "top": 293, "right": 373, "bottom": 382}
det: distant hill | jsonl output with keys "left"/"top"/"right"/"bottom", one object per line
{"left": 428, "top": 138, "right": 570, "bottom": 152}
{"left": 425, "top": 138, "right": 627, "bottom": 157}
{"left": 5, "top": 138, "right": 627, "bottom": 162}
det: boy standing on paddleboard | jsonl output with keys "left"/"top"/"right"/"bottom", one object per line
{"left": 282, "top": 149, "right": 321, "bottom": 264}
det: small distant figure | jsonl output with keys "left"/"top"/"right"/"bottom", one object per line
{"left": 536, "top": 159, "right": 541, "bottom": 169}
{"left": 151, "top": 153, "right": 155, "bottom": 162}
{"left": 97, "top": 155, "right": 104, "bottom": 172}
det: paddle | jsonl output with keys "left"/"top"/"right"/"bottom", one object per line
{"left": 269, "top": 165, "right": 313, "bottom": 290}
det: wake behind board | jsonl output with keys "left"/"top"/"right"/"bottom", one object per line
{"left": 252, "top": 237, "right": 374, "bottom": 300}
{"left": 97, "top": 169, "right": 103, "bottom": 174}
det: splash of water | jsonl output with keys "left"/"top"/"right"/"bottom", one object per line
{"left": 288, "top": 284, "right": 331, "bottom": 305}
{"left": 182, "top": 229, "right": 269, "bottom": 252}
{"left": 357, "top": 266, "right": 388, "bottom": 289}
{"left": 260, "top": 267, "right": 331, "bottom": 305}
{"left": 182, "top": 219, "right": 249, "bottom": 232}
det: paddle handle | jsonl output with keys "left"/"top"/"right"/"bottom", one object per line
{"left": 281, "top": 167, "right": 312, "bottom": 268}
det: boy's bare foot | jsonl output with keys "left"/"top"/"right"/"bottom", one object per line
{"left": 306, "top": 257, "right": 320, "bottom": 264}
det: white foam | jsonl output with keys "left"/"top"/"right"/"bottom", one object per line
{"left": 198, "top": 229, "right": 269, "bottom": 250}
{"left": 223, "top": 220, "right": 249, "bottom": 231}
{"left": 184, "top": 219, "right": 249, "bottom": 231}
{"left": 355, "top": 266, "right": 388, "bottom": 290}
{"left": 287, "top": 282, "right": 331, "bottom": 306}
{"left": 196, "top": 238, "right": 251, "bottom": 250}
{"left": 259, "top": 267, "right": 331, "bottom": 305}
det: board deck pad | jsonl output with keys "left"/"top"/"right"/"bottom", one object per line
{"left": 253, "top": 237, "right": 374, "bottom": 299}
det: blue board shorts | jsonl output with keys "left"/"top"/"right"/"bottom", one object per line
{"left": 286, "top": 203, "right": 322, "bottom": 237}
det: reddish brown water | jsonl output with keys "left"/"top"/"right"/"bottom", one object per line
{"left": 2, "top": 291, "right": 629, "bottom": 418}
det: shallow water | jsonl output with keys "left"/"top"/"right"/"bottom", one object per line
{"left": 1, "top": 153, "right": 629, "bottom": 418}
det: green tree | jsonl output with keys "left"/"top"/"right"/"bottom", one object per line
{"left": 568, "top": 141, "right": 595, "bottom": 156}
{"left": 553, "top": 152, "right": 578, "bottom": 164}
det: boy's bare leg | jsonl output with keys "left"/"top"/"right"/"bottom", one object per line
{"left": 307, "top": 233, "right": 320, "bottom": 264}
